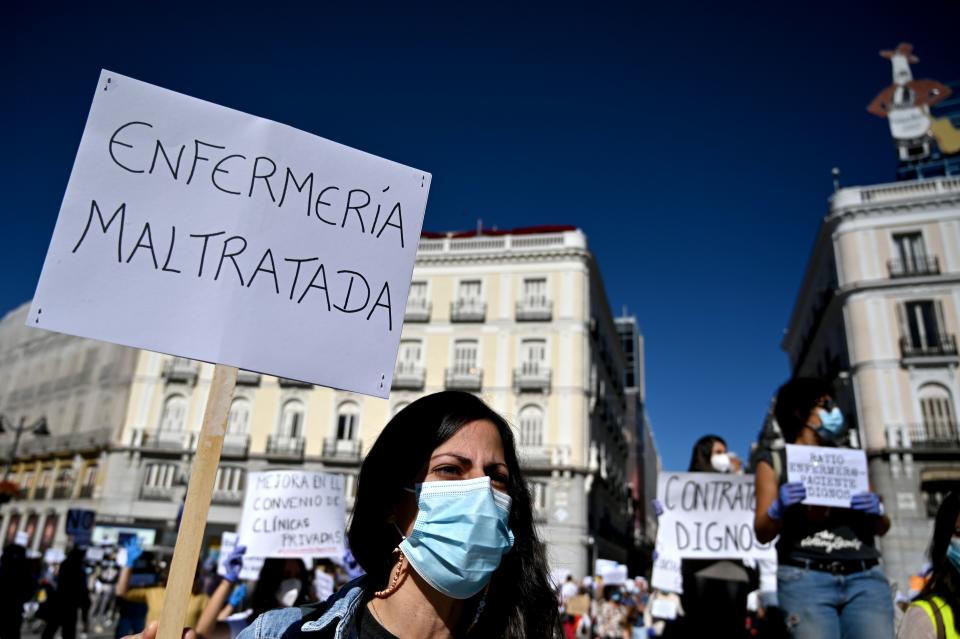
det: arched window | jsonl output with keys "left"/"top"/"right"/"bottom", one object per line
{"left": 337, "top": 402, "right": 360, "bottom": 441}
{"left": 278, "top": 399, "right": 305, "bottom": 438}
{"left": 519, "top": 405, "right": 544, "bottom": 447}
{"left": 918, "top": 383, "right": 957, "bottom": 442}
{"left": 228, "top": 398, "right": 251, "bottom": 434}
{"left": 159, "top": 395, "right": 187, "bottom": 432}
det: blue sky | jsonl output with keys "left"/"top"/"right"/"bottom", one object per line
{"left": 4, "top": 2, "right": 958, "bottom": 471}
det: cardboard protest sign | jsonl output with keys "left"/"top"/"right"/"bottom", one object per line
{"left": 238, "top": 471, "right": 346, "bottom": 559}
{"left": 29, "top": 70, "right": 432, "bottom": 398}
{"left": 655, "top": 472, "right": 775, "bottom": 561}
{"left": 785, "top": 445, "right": 869, "bottom": 508}
{"left": 217, "top": 531, "right": 263, "bottom": 582}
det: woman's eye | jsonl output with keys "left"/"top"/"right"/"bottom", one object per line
{"left": 436, "top": 466, "right": 461, "bottom": 476}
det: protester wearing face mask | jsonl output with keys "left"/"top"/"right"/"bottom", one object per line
{"left": 230, "top": 391, "right": 560, "bottom": 639}
{"left": 754, "top": 378, "right": 893, "bottom": 639}
{"left": 897, "top": 491, "right": 960, "bottom": 639}
{"left": 674, "top": 435, "right": 758, "bottom": 639}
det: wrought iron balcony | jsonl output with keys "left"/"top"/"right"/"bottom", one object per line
{"left": 886, "top": 422, "right": 960, "bottom": 449}
{"left": 222, "top": 433, "right": 251, "bottom": 457}
{"left": 34, "top": 486, "right": 49, "bottom": 500}
{"left": 140, "top": 484, "right": 176, "bottom": 501}
{"left": 450, "top": 298, "right": 486, "bottom": 322}
{"left": 514, "top": 363, "right": 552, "bottom": 393}
{"left": 392, "top": 364, "right": 425, "bottom": 390}
{"left": 405, "top": 298, "right": 432, "bottom": 323}
{"left": 900, "top": 335, "right": 959, "bottom": 359}
{"left": 52, "top": 486, "right": 73, "bottom": 500}
{"left": 163, "top": 357, "right": 199, "bottom": 385}
{"left": 129, "top": 428, "right": 196, "bottom": 452}
{"left": 517, "top": 445, "right": 571, "bottom": 468}
{"left": 78, "top": 484, "right": 95, "bottom": 499}
{"left": 444, "top": 366, "right": 483, "bottom": 391}
{"left": 322, "top": 437, "right": 363, "bottom": 461}
{"left": 236, "top": 370, "right": 262, "bottom": 386}
{"left": 516, "top": 297, "right": 553, "bottom": 321}
{"left": 888, "top": 255, "right": 940, "bottom": 278}
{"left": 265, "top": 435, "right": 305, "bottom": 460}
{"left": 211, "top": 489, "right": 244, "bottom": 505}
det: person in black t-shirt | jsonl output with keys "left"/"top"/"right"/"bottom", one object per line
{"left": 754, "top": 378, "right": 894, "bottom": 639}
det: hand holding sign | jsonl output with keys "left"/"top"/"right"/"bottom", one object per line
{"left": 767, "top": 482, "right": 806, "bottom": 521}
{"left": 785, "top": 445, "right": 869, "bottom": 509}
{"left": 223, "top": 544, "right": 246, "bottom": 584}
{"left": 850, "top": 492, "right": 883, "bottom": 516}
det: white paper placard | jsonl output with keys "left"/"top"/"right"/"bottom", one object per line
{"left": 785, "top": 445, "right": 869, "bottom": 508}
{"left": 655, "top": 472, "right": 776, "bottom": 562}
{"left": 29, "top": 70, "right": 432, "bottom": 399}
{"left": 238, "top": 471, "right": 345, "bottom": 559}
{"left": 650, "top": 597, "right": 679, "bottom": 620}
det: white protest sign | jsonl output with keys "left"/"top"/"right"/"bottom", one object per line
{"left": 650, "top": 597, "right": 679, "bottom": 620}
{"left": 651, "top": 512, "right": 683, "bottom": 594}
{"left": 238, "top": 471, "right": 346, "bottom": 559}
{"left": 656, "top": 472, "right": 776, "bottom": 561}
{"left": 785, "top": 445, "right": 869, "bottom": 508}
{"left": 217, "top": 531, "right": 263, "bottom": 582}
{"left": 44, "top": 547, "right": 66, "bottom": 564}
{"left": 86, "top": 546, "right": 106, "bottom": 562}
{"left": 29, "top": 70, "right": 432, "bottom": 399}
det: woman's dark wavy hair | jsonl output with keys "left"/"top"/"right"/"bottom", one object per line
{"left": 348, "top": 391, "right": 561, "bottom": 638}
{"left": 919, "top": 491, "right": 959, "bottom": 632}
{"left": 774, "top": 377, "right": 835, "bottom": 444}
{"left": 250, "top": 558, "right": 314, "bottom": 620}
{"left": 688, "top": 435, "right": 726, "bottom": 472}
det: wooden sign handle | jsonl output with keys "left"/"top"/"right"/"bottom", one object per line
{"left": 157, "top": 364, "right": 238, "bottom": 639}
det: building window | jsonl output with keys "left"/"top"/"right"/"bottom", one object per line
{"left": 519, "top": 405, "right": 544, "bottom": 447}
{"left": 529, "top": 479, "right": 547, "bottom": 511}
{"left": 80, "top": 464, "right": 97, "bottom": 498}
{"left": 397, "top": 340, "right": 422, "bottom": 372}
{"left": 918, "top": 383, "right": 958, "bottom": 443}
{"left": 900, "top": 300, "right": 949, "bottom": 353}
{"left": 159, "top": 394, "right": 187, "bottom": 432}
{"left": 337, "top": 402, "right": 360, "bottom": 441}
{"left": 520, "top": 339, "right": 547, "bottom": 373}
{"left": 36, "top": 468, "right": 52, "bottom": 499}
{"left": 408, "top": 281, "right": 428, "bottom": 302}
{"left": 214, "top": 466, "right": 246, "bottom": 493}
{"left": 458, "top": 280, "right": 482, "bottom": 300}
{"left": 522, "top": 278, "right": 547, "bottom": 303}
{"left": 144, "top": 463, "right": 178, "bottom": 489}
{"left": 228, "top": 398, "right": 251, "bottom": 434}
{"left": 278, "top": 399, "right": 305, "bottom": 438}
{"left": 53, "top": 468, "right": 75, "bottom": 499}
{"left": 890, "top": 232, "right": 938, "bottom": 277}
{"left": 453, "top": 340, "right": 479, "bottom": 374}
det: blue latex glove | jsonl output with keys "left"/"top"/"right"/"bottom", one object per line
{"left": 123, "top": 537, "right": 143, "bottom": 568}
{"left": 224, "top": 544, "right": 246, "bottom": 584}
{"left": 652, "top": 499, "right": 664, "bottom": 517}
{"left": 228, "top": 582, "right": 247, "bottom": 608}
{"left": 850, "top": 492, "right": 882, "bottom": 515}
{"left": 767, "top": 482, "right": 806, "bottom": 521}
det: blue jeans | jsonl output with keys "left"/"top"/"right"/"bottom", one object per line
{"left": 777, "top": 564, "right": 894, "bottom": 639}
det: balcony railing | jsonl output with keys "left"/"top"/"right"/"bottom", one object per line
{"left": 265, "top": 435, "right": 305, "bottom": 460}
{"left": 900, "top": 335, "right": 959, "bottom": 359}
{"left": 450, "top": 298, "right": 486, "bottom": 322}
{"left": 322, "top": 437, "right": 363, "bottom": 461}
{"left": 518, "top": 445, "right": 571, "bottom": 468}
{"left": 888, "top": 256, "right": 940, "bottom": 278}
{"left": 514, "top": 364, "right": 551, "bottom": 393}
{"left": 163, "top": 357, "right": 199, "bottom": 385}
{"left": 131, "top": 428, "right": 196, "bottom": 452}
{"left": 52, "top": 486, "right": 73, "bottom": 500}
{"left": 78, "top": 484, "right": 95, "bottom": 499}
{"left": 886, "top": 422, "right": 960, "bottom": 449}
{"left": 405, "top": 298, "right": 432, "bottom": 323}
{"left": 516, "top": 297, "right": 553, "bottom": 321}
{"left": 278, "top": 377, "right": 313, "bottom": 388}
{"left": 140, "top": 485, "right": 176, "bottom": 501}
{"left": 444, "top": 367, "right": 483, "bottom": 391}
{"left": 34, "top": 486, "right": 49, "bottom": 500}
{"left": 392, "top": 364, "right": 425, "bottom": 390}
{"left": 211, "top": 489, "right": 244, "bottom": 505}
{"left": 236, "top": 370, "right": 262, "bottom": 386}
{"left": 222, "top": 433, "right": 251, "bottom": 457}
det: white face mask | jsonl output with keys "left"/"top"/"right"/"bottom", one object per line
{"left": 276, "top": 578, "right": 301, "bottom": 607}
{"left": 710, "top": 453, "right": 732, "bottom": 473}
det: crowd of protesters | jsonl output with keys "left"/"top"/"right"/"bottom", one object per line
{"left": 0, "top": 385, "right": 957, "bottom": 639}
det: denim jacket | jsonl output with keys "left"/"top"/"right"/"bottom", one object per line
{"left": 235, "top": 577, "right": 368, "bottom": 639}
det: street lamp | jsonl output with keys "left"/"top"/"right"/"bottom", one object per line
{"left": 0, "top": 415, "right": 51, "bottom": 482}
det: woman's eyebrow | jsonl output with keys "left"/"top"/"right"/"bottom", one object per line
{"left": 429, "top": 452, "right": 472, "bottom": 464}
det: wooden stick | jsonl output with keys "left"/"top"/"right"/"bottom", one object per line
{"left": 157, "top": 364, "right": 238, "bottom": 639}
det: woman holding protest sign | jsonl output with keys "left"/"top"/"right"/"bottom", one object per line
{"left": 230, "top": 390, "right": 560, "bottom": 639}
{"left": 754, "top": 377, "right": 894, "bottom": 639}
{"left": 897, "top": 491, "right": 960, "bottom": 639}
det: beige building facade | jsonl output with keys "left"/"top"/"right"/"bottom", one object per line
{"left": 781, "top": 175, "right": 960, "bottom": 590}
{"left": 0, "top": 226, "right": 637, "bottom": 576}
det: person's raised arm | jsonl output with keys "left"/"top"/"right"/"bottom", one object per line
{"left": 115, "top": 537, "right": 144, "bottom": 598}
{"left": 195, "top": 545, "right": 246, "bottom": 638}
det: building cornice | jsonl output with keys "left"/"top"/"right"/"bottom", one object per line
{"left": 829, "top": 176, "right": 960, "bottom": 221}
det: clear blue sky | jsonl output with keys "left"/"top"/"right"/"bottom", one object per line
{"left": 4, "top": 2, "right": 958, "bottom": 471}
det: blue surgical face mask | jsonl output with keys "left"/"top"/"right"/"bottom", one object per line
{"left": 815, "top": 407, "right": 845, "bottom": 441}
{"left": 948, "top": 537, "right": 960, "bottom": 573}
{"left": 398, "top": 476, "right": 514, "bottom": 599}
